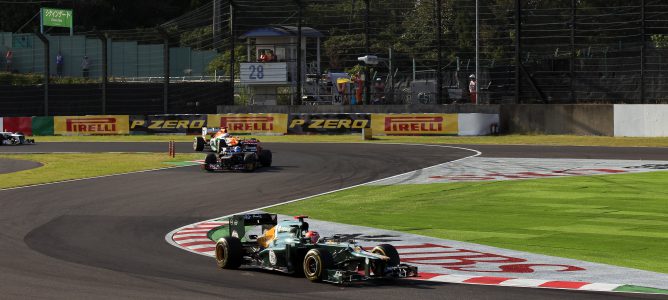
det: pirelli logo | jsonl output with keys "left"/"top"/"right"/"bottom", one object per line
{"left": 65, "top": 118, "right": 117, "bottom": 132}
{"left": 220, "top": 116, "right": 274, "bottom": 131}
{"left": 384, "top": 116, "right": 443, "bottom": 132}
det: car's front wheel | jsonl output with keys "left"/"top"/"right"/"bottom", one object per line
{"left": 370, "top": 244, "right": 401, "bottom": 276}
{"left": 259, "top": 149, "right": 272, "bottom": 167}
{"left": 204, "top": 153, "right": 217, "bottom": 172}
{"left": 303, "top": 248, "right": 333, "bottom": 282}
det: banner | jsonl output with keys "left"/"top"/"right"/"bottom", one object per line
{"left": 371, "top": 114, "right": 458, "bottom": 135}
{"left": 207, "top": 114, "right": 287, "bottom": 134}
{"left": 41, "top": 8, "right": 73, "bottom": 28}
{"left": 288, "top": 114, "right": 371, "bottom": 134}
{"left": 54, "top": 115, "right": 129, "bottom": 135}
{"left": 130, "top": 115, "right": 207, "bottom": 135}
{"left": 2, "top": 117, "right": 33, "bottom": 135}
{"left": 32, "top": 117, "right": 54, "bottom": 136}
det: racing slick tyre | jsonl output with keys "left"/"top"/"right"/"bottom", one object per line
{"left": 370, "top": 244, "right": 400, "bottom": 276}
{"left": 215, "top": 236, "right": 243, "bottom": 269}
{"left": 193, "top": 137, "right": 205, "bottom": 151}
{"left": 259, "top": 149, "right": 272, "bottom": 167}
{"left": 204, "top": 153, "right": 217, "bottom": 172}
{"left": 243, "top": 153, "right": 257, "bottom": 172}
{"left": 303, "top": 248, "right": 333, "bottom": 282}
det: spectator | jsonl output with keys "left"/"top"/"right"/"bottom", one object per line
{"left": 468, "top": 74, "right": 477, "bottom": 104}
{"left": 81, "top": 56, "right": 90, "bottom": 78}
{"left": 352, "top": 73, "right": 363, "bottom": 105}
{"left": 5, "top": 49, "right": 13, "bottom": 72}
{"left": 56, "top": 52, "right": 64, "bottom": 77}
{"left": 372, "top": 77, "right": 385, "bottom": 104}
{"left": 258, "top": 50, "right": 267, "bottom": 62}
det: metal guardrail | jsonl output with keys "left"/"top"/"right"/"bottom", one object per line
{"left": 110, "top": 75, "right": 230, "bottom": 83}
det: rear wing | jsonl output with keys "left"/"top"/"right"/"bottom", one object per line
{"left": 229, "top": 213, "right": 277, "bottom": 240}
{"left": 202, "top": 127, "right": 219, "bottom": 137}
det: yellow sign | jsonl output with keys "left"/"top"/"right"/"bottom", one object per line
{"left": 371, "top": 114, "right": 458, "bottom": 135}
{"left": 54, "top": 115, "right": 129, "bottom": 135}
{"left": 207, "top": 114, "right": 287, "bottom": 134}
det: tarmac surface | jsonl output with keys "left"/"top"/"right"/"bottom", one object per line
{"left": 0, "top": 157, "right": 42, "bottom": 174}
{"left": 1, "top": 142, "right": 667, "bottom": 299}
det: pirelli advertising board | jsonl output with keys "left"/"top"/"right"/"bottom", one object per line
{"left": 207, "top": 114, "right": 287, "bottom": 134}
{"left": 288, "top": 114, "right": 371, "bottom": 134}
{"left": 370, "top": 114, "right": 458, "bottom": 135}
{"left": 130, "top": 115, "right": 206, "bottom": 135}
{"left": 54, "top": 115, "right": 129, "bottom": 135}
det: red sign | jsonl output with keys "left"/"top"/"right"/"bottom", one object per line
{"left": 66, "top": 118, "right": 117, "bottom": 133}
{"left": 2, "top": 117, "right": 33, "bottom": 136}
{"left": 220, "top": 116, "right": 274, "bottom": 131}
{"left": 384, "top": 116, "right": 443, "bottom": 132}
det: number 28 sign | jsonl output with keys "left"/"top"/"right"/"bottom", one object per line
{"left": 239, "top": 62, "right": 288, "bottom": 83}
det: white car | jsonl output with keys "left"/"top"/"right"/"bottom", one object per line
{"left": 0, "top": 132, "right": 35, "bottom": 145}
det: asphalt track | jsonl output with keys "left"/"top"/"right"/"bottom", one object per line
{"left": 0, "top": 157, "right": 42, "bottom": 174}
{"left": 1, "top": 142, "right": 666, "bottom": 299}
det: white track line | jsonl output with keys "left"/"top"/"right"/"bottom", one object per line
{"left": 165, "top": 143, "right": 481, "bottom": 256}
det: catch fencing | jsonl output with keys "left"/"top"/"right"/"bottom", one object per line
{"left": 2, "top": 0, "right": 668, "bottom": 117}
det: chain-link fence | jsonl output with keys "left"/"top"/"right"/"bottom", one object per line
{"left": 1, "top": 0, "right": 668, "bottom": 116}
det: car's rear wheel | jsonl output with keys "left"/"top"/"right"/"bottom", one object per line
{"left": 193, "top": 137, "right": 205, "bottom": 151}
{"left": 370, "top": 244, "right": 400, "bottom": 276}
{"left": 259, "top": 149, "right": 272, "bottom": 167}
{"left": 215, "top": 236, "right": 243, "bottom": 269}
{"left": 303, "top": 248, "right": 333, "bottom": 282}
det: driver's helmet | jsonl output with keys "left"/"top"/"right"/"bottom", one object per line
{"left": 232, "top": 146, "right": 241, "bottom": 153}
{"left": 213, "top": 127, "right": 229, "bottom": 138}
{"left": 304, "top": 231, "right": 320, "bottom": 244}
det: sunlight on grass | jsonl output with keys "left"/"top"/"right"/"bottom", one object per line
{"left": 268, "top": 171, "right": 668, "bottom": 273}
{"left": 0, "top": 153, "right": 203, "bottom": 189}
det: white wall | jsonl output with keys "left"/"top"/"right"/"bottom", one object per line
{"left": 0, "top": 117, "right": 3, "bottom": 132}
{"left": 614, "top": 104, "right": 668, "bottom": 137}
{"left": 458, "top": 113, "right": 499, "bottom": 136}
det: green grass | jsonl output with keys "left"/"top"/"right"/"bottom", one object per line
{"left": 0, "top": 153, "right": 203, "bottom": 189}
{"left": 31, "top": 134, "right": 668, "bottom": 147}
{"left": 267, "top": 171, "right": 668, "bottom": 274}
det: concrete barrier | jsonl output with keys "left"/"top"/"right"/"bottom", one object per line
{"left": 614, "top": 104, "right": 668, "bottom": 137}
{"left": 458, "top": 113, "right": 499, "bottom": 136}
{"left": 500, "top": 104, "right": 614, "bottom": 136}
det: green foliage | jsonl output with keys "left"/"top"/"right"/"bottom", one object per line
{"left": 180, "top": 26, "right": 213, "bottom": 50}
{"left": 345, "top": 64, "right": 365, "bottom": 76}
{"left": 651, "top": 35, "right": 668, "bottom": 49}
{"left": 323, "top": 34, "right": 365, "bottom": 70}
{"left": 0, "top": 72, "right": 100, "bottom": 85}
{"left": 0, "top": 72, "right": 43, "bottom": 85}
{"left": 206, "top": 46, "right": 246, "bottom": 76}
